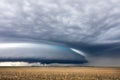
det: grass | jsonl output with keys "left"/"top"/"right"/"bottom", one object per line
{"left": 0, "top": 67, "right": 119, "bottom": 80}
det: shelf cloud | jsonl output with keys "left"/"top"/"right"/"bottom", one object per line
{"left": 0, "top": 42, "right": 87, "bottom": 65}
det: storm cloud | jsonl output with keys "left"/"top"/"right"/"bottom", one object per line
{"left": 0, "top": 42, "right": 87, "bottom": 64}
{"left": 0, "top": 0, "right": 120, "bottom": 43}
{"left": 0, "top": 0, "right": 120, "bottom": 66}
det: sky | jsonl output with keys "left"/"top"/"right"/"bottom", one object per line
{"left": 0, "top": 0, "right": 120, "bottom": 66}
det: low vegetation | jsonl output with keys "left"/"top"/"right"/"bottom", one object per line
{"left": 0, "top": 67, "right": 119, "bottom": 80}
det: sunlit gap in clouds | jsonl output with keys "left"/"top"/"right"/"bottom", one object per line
{"left": 0, "top": 42, "right": 61, "bottom": 49}
{"left": 0, "top": 62, "right": 43, "bottom": 66}
{"left": 70, "top": 48, "right": 86, "bottom": 56}
{"left": 0, "top": 43, "right": 31, "bottom": 48}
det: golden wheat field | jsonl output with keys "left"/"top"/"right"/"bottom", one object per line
{"left": 0, "top": 67, "right": 119, "bottom": 80}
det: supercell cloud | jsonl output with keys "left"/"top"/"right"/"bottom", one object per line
{"left": 0, "top": 42, "right": 87, "bottom": 64}
{"left": 0, "top": 0, "right": 120, "bottom": 66}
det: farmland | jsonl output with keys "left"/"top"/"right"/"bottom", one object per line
{"left": 0, "top": 67, "right": 119, "bottom": 80}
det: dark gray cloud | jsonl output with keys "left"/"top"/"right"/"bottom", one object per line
{"left": 0, "top": 0, "right": 120, "bottom": 66}
{"left": 0, "top": 0, "right": 120, "bottom": 43}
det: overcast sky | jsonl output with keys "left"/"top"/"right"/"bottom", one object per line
{"left": 0, "top": 0, "right": 120, "bottom": 66}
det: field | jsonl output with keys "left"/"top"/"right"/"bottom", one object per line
{"left": 0, "top": 67, "right": 119, "bottom": 80}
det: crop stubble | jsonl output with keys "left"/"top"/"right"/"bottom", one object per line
{"left": 0, "top": 67, "right": 119, "bottom": 80}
